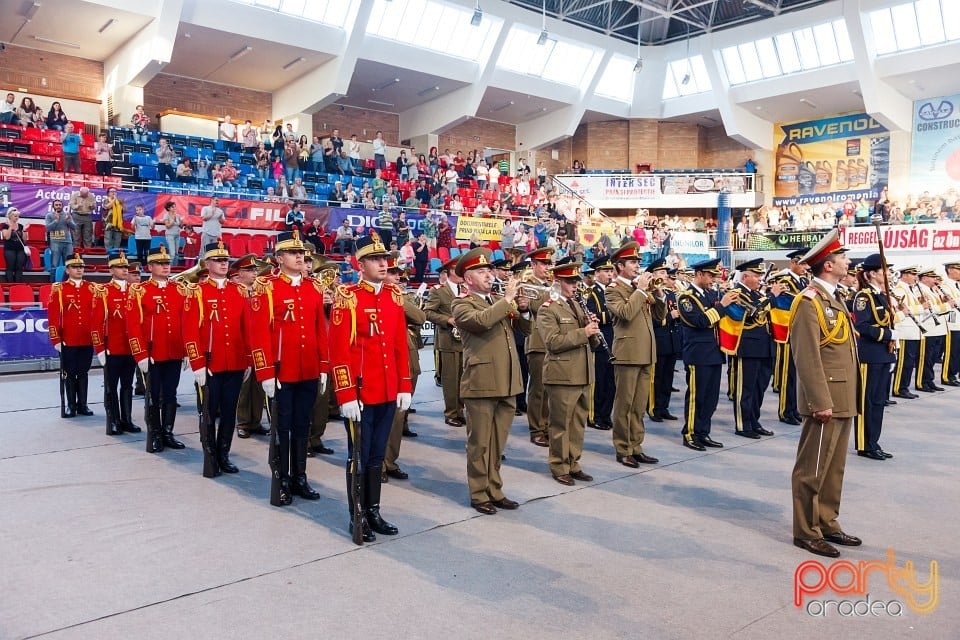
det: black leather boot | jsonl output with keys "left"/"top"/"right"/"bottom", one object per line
{"left": 119, "top": 388, "right": 142, "bottom": 433}
{"left": 134, "top": 371, "right": 145, "bottom": 396}
{"left": 161, "top": 402, "right": 185, "bottom": 449}
{"left": 105, "top": 391, "right": 122, "bottom": 436}
{"left": 145, "top": 404, "right": 163, "bottom": 453}
{"left": 216, "top": 422, "right": 238, "bottom": 474}
{"left": 63, "top": 376, "right": 77, "bottom": 418}
{"left": 346, "top": 471, "right": 375, "bottom": 543}
{"left": 291, "top": 439, "right": 319, "bottom": 499}
{"left": 365, "top": 468, "right": 398, "bottom": 535}
{"left": 76, "top": 374, "right": 94, "bottom": 416}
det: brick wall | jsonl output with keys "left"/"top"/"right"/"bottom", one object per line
{"left": 142, "top": 73, "right": 272, "bottom": 125}
{"left": 313, "top": 104, "right": 400, "bottom": 145}
{"left": 698, "top": 125, "right": 752, "bottom": 170}
{"left": 656, "top": 122, "right": 699, "bottom": 169}
{"left": 628, "top": 120, "right": 660, "bottom": 170}
{"left": 0, "top": 44, "right": 103, "bottom": 102}
{"left": 571, "top": 123, "right": 589, "bottom": 169}
{"left": 438, "top": 118, "right": 515, "bottom": 155}
{"left": 530, "top": 137, "right": 573, "bottom": 178}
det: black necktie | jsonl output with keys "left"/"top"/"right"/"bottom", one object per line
{"left": 567, "top": 298, "right": 584, "bottom": 327}
{"left": 485, "top": 295, "right": 493, "bottom": 305}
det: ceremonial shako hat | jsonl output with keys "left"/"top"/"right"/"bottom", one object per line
{"left": 589, "top": 255, "right": 614, "bottom": 271}
{"left": 799, "top": 228, "right": 846, "bottom": 266}
{"left": 107, "top": 250, "right": 129, "bottom": 268}
{"left": 690, "top": 258, "right": 722, "bottom": 275}
{"left": 354, "top": 231, "right": 390, "bottom": 260}
{"left": 786, "top": 249, "right": 806, "bottom": 261}
{"left": 65, "top": 252, "right": 85, "bottom": 268}
{"left": 899, "top": 265, "right": 919, "bottom": 275}
{"left": 438, "top": 256, "right": 459, "bottom": 273}
{"left": 275, "top": 229, "right": 306, "bottom": 252}
{"left": 231, "top": 253, "right": 258, "bottom": 271}
{"left": 860, "top": 254, "right": 888, "bottom": 271}
{"left": 204, "top": 239, "right": 231, "bottom": 261}
{"left": 551, "top": 261, "right": 584, "bottom": 280}
{"left": 646, "top": 257, "right": 667, "bottom": 273}
{"left": 736, "top": 258, "right": 765, "bottom": 273}
{"left": 455, "top": 247, "right": 493, "bottom": 277}
{"left": 147, "top": 244, "right": 172, "bottom": 264}
{"left": 523, "top": 247, "right": 555, "bottom": 263}
{"left": 611, "top": 242, "right": 641, "bottom": 262}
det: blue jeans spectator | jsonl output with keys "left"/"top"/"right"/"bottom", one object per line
{"left": 337, "top": 239, "right": 354, "bottom": 254}
{"left": 375, "top": 154, "right": 386, "bottom": 170}
{"left": 49, "top": 240, "right": 73, "bottom": 279}
{"left": 158, "top": 163, "right": 176, "bottom": 181}
{"left": 285, "top": 166, "right": 300, "bottom": 183}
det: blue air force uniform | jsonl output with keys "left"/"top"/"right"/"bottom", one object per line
{"left": 851, "top": 278, "right": 896, "bottom": 459}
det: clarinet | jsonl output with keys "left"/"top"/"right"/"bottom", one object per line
{"left": 574, "top": 284, "right": 614, "bottom": 361}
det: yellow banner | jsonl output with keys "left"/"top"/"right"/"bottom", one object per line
{"left": 455, "top": 216, "right": 502, "bottom": 241}
{"left": 578, "top": 225, "right": 601, "bottom": 247}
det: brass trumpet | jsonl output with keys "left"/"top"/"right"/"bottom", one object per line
{"left": 519, "top": 282, "right": 559, "bottom": 300}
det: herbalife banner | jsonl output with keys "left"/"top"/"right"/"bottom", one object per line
{"left": 773, "top": 112, "right": 889, "bottom": 207}
{"left": 910, "top": 94, "right": 960, "bottom": 193}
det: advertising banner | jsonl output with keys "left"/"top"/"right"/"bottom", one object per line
{"left": 326, "top": 209, "right": 457, "bottom": 238}
{"left": 670, "top": 231, "right": 712, "bottom": 255}
{"left": 0, "top": 309, "right": 58, "bottom": 360}
{"left": 662, "top": 175, "right": 746, "bottom": 195}
{"left": 745, "top": 230, "right": 830, "bottom": 251}
{"left": 910, "top": 93, "right": 960, "bottom": 193}
{"left": 1, "top": 181, "right": 157, "bottom": 222}
{"left": 839, "top": 224, "right": 948, "bottom": 252}
{"left": 773, "top": 112, "right": 889, "bottom": 207}
{"left": 455, "top": 216, "right": 502, "bottom": 241}
{"left": 556, "top": 175, "right": 661, "bottom": 201}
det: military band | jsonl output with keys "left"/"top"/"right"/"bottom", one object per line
{"left": 424, "top": 257, "right": 466, "bottom": 427}
{"left": 647, "top": 262, "right": 681, "bottom": 424}
{"left": 583, "top": 256, "right": 616, "bottom": 431}
{"left": 521, "top": 247, "right": 555, "bottom": 447}
{"left": 916, "top": 268, "right": 947, "bottom": 392}
{"left": 774, "top": 250, "right": 808, "bottom": 426}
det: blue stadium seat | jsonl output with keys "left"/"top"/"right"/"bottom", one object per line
{"left": 429, "top": 257, "right": 442, "bottom": 273}
{"left": 491, "top": 249, "right": 504, "bottom": 262}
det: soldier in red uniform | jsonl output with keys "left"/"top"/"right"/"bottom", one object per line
{"left": 48, "top": 252, "right": 97, "bottom": 418}
{"left": 233, "top": 254, "right": 270, "bottom": 439}
{"left": 249, "top": 231, "right": 329, "bottom": 505}
{"left": 329, "top": 232, "right": 411, "bottom": 542}
{"left": 183, "top": 241, "right": 253, "bottom": 477}
{"left": 91, "top": 250, "right": 142, "bottom": 436}
{"left": 126, "top": 245, "right": 190, "bottom": 453}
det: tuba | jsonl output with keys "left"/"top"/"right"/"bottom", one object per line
{"left": 171, "top": 260, "right": 205, "bottom": 283}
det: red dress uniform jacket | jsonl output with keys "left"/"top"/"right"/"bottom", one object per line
{"left": 182, "top": 279, "right": 253, "bottom": 373}
{"left": 48, "top": 280, "right": 97, "bottom": 348}
{"left": 91, "top": 281, "right": 131, "bottom": 356}
{"left": 249, "top": 273, "right": 329, "bottom": 384}
{"left": 125, "top": 279, "right": 189, "bottom": 363}
{"left": 328, "top": 281, "right": 412, "bottom": 406}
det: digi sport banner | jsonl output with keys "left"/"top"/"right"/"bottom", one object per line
{"left": 910, "top": 93, "right": 960, "bottom": 193}
{"left": 772, "top": 112, "right": 889, "bottom": 207}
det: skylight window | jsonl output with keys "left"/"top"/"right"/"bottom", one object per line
{"left": 870, "top": 0, "right": 960, "bottom": 55}
{"left": 366, "top": 0, "right": 502, "bottom": 63}
{"left": 496, "top": 25, "right": 602, "bottom": 88}
{"left": 662, "top": 56, "right": 711, "bottom": 99}
{"left": 227, "top": 0, "right": 356, "bottom": 28}
{"left": 594, "top": 54, "right": 636, "bottom": 103}
{"left": 720, "top": 19, "right": 854, "bottom": 86}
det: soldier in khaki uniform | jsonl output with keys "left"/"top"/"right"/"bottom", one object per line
{"left": 383, "top": 256, "right": 427, "bottom": 481}
{"left": 424, "top": 257, "right": 466, "bottom": 426}
{"left": 789, "top": 229, "right": 862, "bottom": 558}
{"left": 537, "top": 260, "right": 601, "bottom": 485}
{"left": 522, "top": 247, "right": 555, "bottom": 447}
{"left": 606, "top": 242, "right": 659, "bottom": 467}
{"left": 451, "top": 248, "right": 532, "bottom": 515}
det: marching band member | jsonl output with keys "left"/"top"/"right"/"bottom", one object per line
{"left": 451, "top": 248, "right": 531, "bottom": 515}
{"left": 916, "top": 267, "right": 948, "bottom": 392}
{"left": 183, "top": 241, "right": 253, "bottom": 477}
{"left": 424, "top": 257, "right": 466, "bottom": 427}
{"left": 941, "top": 262, "right": 960, "bottom": 386}
{"left": 509, "top": 260, "right": 531, "bottom": 414}
{"left": 891, "top": 266, "right": 923, "bottom": 398}
{"left": 583, "top": 255, "right": 616, "bottom": 430}
{"left": 91, "top": 250, "right": 141, "bottom": 435}
{"left": 647, "top": 260, "right": 681, "bottom": 423}
{"left": 677, "top": 258, "right": 739, "bottom": 451}
{"left": 606, "top": 242, "right": 659, "bottom": 466}
{"left": 329, "top": 232, "right": 410, "bottom": 541}
{"left": 774, "top": 250, "right": 808, "bottom": 425}
{"left": 126, "top": 245, "right": 189, "bottom": 453}
{"left": 249, "top": 230, "right": 330, "bottom": 505}
{"left": 521, "top": 247, "right": 556, "bottom": 447}
{"left": 851, "top": 254, "right": 896, "bottom": 461}
{"left": 537, "top": 259, "right": 600, "bottom": 485}
{"left": 48, "top": 252, "right": 96, "bottom": 419}
{"left": 233, "top": 254, "right": 270, "bottom": 439}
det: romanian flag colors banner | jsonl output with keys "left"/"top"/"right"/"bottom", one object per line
{"left": 718, "top": 303, "right": 747, "bottom": 355}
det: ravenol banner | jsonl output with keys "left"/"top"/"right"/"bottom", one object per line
{"left": 910, "top": 93, "right": 960, "bottom": 193}
{"left": 773, "top": 112, "right": 889, "bottom": 207}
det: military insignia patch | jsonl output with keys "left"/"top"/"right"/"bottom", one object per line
{"left": 185, "top": 342, "right": 199, "bottom": 360}
{"left": 332, "top": 308, "right": 343, "bottom": 325}
{"left": 333, "top": 365, "right": 351, "bottom": 391}
{"left": 855, "top": 297, "right": 867, "bottom": 311}
{"left": 681, "top": 298, "right": 694, "bottom": 313}
{"left": 250, "top": 295, "right": 261, "bottom": 312}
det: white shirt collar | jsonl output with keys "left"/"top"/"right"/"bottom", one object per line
{"left": 363, "top": 279, "right": 383, "bottom": 294}
{"left": 112, "top": 279, "right": 126, "bottom": 291}
{"left": 447, "top": 281, "right": 459, "bottom": 295}
{"left": 617, "top": 276, "right": 633, "bottom": 287}
{"left": 812, "top": 276, "right": 836, "bottom": 297}
{"left": 69, "top": 278, "right": 83, "bottom": 287}
{"left": 211, "top": 277, "right": 226, "bottom": 289}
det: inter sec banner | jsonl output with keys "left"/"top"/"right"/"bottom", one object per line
{"left": 910, "top": 93, "right": 960, "bottom": 193}
{"left": 772, "top": 112, "right": 889, "bottom": 207}
{"left": 0, "top": 309, "right": 58, "bottom": 360}
{"left": 556, "top": 175, "right": 661, "bottom": 201}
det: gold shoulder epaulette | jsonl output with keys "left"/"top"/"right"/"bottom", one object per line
{"left": 252, "top": 277, "right": 273, "bottom": 295}
{"left": 51, "top": 282, "right": 63, "bottom": 293}
{"left": 334, "top": 283, "right": 357, "bottom": 309}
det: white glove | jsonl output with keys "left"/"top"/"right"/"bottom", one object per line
{"left": 97, "top": 351, "right": 107, "bottom": 367}
{"left": 243, "top": 367, "right": 252, "bottom": 382}
{"left": 194, "top": 368, "right": 207, "bottom": 387}
{"left": 341, "top": 399, "right": 362, "bottom": 422}
{"left": 137, "top": 359, "right": 150, "bottom": 374}
{"left": 396, "top": 392, "right": 412, "bottom": 412}
{"left": 261, "top": 378, "right": 277, "bottom": 398}
{"left": 889, "top": 329, "right": 900, "bottom": 342}
{"left": 182, "top": 357, "right": 190, "bottom": 371}
{"left": 54, "top": 343, "right": 62, "bottom": 353}
{"left": 319, "top": 373, "right": 328, "bottom": 393}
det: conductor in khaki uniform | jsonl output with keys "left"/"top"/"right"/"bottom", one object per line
{"left": 424, "top": 257, "right": 466, "bottom": 426}
{"left": 522, "top": 247, "right": 555, "bottom": 447}
{"left": 537, "top": 259, "right": 601, "bottom": 485}
{"left": 606, "top": 242, "right": 659, "bottom": 467}
{"left": 790, "top": 229, "right": 862, "bottom": 558}
{"left": 451, "top": 248, "right": 532, "bottom": 515}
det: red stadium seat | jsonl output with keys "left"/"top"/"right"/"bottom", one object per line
{"left": 229, "top": 235, "right": 249, "bottom": 256}
{"left": 248, "top": 234, "right": 269, "bottom": 256}
{"left": 38, "top": 284, "right": 52, "bottom": 309}
{"left": 438, "top": 247, "right": 450, "bottom": 262}
{"left": 7, "top": 284, "right": 36, "bottom": 310}
{"left": 25, "top": 225, "right": 47, "bottom": 244}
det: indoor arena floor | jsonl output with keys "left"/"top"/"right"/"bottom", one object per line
{"left": 1, "top": 353, "right": 956, "bottom": 640}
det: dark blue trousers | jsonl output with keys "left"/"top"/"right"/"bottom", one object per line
{"left": 682, "top": 363, "right": 721, "bottom": 441}
{"left": 344, "top": 401, "right": 395, "bottom": 472}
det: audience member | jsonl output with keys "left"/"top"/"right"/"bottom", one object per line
{"left": 241, "top": 120, "right": 259, "bottom": 153}
{"left": 347, "top": 134, "right": 361, "bottom": 171}
{"left": 132, "top": 204, "right": 154, "bottom": 264}
{"left": 181, "top": 226, "right": 201, "bottom": 267}
{"left": 61, "top": 124, "right": 82, "bottom": 174}
{"left": 219, "top": 115, "right": 237, "bottom": 146}
{"left": 102, "top": 187, "right": 125, "bottom": 251}
{"left": 46, "top": 102, "right": 69, "bottom": 131}
{"left": 335, "top": 219, "right": 355, "bottom": 254}
{"left": 373, "top": 130, "right": 386, "bottom": 170}
{"left": 1, "top": 207, "right": 28, "bottom": 282}
{"left": 45, "top": 200, "right": 75, "bottom": 274}
{"left": 155, "top": 137, "right": 177, "bottom": 181}
{"left": 131, "top": 105, "right": 150, "bottom": 142}
{"left": 68, "top": 186, "right": 96, "bottom": 248}
{"left": 162, "top": 201, "right": 182, "bottom": 264}
{"left": 0, "top": 93, "right": 18, "bottom": 125}
{"left": 176, "top": 157, "right": 195, "bottom": 182}
{"left": 285, "top": 202, "right": 305, "bottom": 233}
{"left": 200, "top": 196, "right": 226, "bottom": 248}
{"left": 94, "top": 132, "right": 112, "bottom": 176}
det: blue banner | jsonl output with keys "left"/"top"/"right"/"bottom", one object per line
{"left": 325, "top": 208, "right": 460, "bottom": 235}
{"left": 910, "top": 92, "right": 960, "bottom": 193}
{"left": 778, "top": 113, "right": 887, "bottom": 145}
{"left": 0, "top": 309, "right": 57, "bottom": 360}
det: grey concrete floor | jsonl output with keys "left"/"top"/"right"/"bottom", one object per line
{"left": 0, "top": 355, "right": 956, "bottom": 640}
